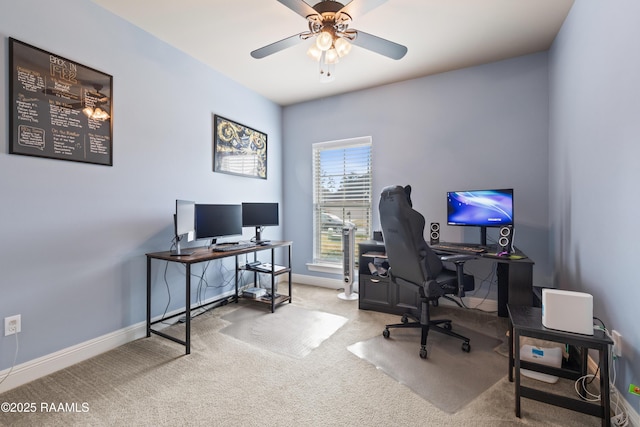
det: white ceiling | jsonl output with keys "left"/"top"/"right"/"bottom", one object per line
{"left": 91, "top": 0, "right": 574, "bottom": 106}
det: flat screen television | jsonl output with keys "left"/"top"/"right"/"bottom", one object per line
{"left": 447, "top": 189, "right": 513, "bottom": 245}
{"left": 242, "top": 202, "right": 279, "bottom": 243}
{"left": 194, "top": 204, "right": 242, "bottom": 245}
{"left": 171, "top": 199, "right": 195, "bottom": 256}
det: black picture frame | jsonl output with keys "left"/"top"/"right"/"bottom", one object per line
{"left": 8, "top": 38, "right": 113, "bottom": 166}
{"left": 213, "top": 114, "right": 267, "bottom": 179}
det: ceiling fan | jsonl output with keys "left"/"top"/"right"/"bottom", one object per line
{"left": 251, "top": 0, "right": 407, "bottom": 79}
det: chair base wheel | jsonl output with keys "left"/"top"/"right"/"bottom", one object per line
{"left": 383, "top": 328, "right": 390, "bottom": 338}
{"left": 420, "top": 347, "right": 428, "bottom": 359}
{"left": 462, "top": 341, "right": 471, "bottom": 352}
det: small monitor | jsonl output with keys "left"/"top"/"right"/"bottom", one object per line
{"left": 171, "top": 200, "right": 195, "bottom": 256}
{"left": 242, "top": 202, "right": 279, "bottom": 243}
{"left": 194, "top": 204, "right": 242, "bottom": 244}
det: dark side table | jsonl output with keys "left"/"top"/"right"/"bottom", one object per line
{"left": 507, "top": 305, "right": 613, "bottom": 427}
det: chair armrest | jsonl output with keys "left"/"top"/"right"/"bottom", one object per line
{"left": 439, "top": 254, "right": 475, "bottom": 263}
{"left": 439, "top": 254, "right": 474, "bottom": 298}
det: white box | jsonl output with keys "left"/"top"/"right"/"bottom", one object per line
{"left": 243, "top": 287, "right": 266, "bottom": 299}
{"left": 542, "top": 289, "right": 593, "bottom": 335}
{"left": 520, "top": 344, "right": 563, "bottom": 383}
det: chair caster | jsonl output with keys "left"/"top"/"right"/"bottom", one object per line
{"left": 420, "top": 346, "right": 428, "bottom": 359}
{"left": 383, "top": 328, "right": 390, "bottom": 338}
{"left": 401, "top": 315, "right": 409, "bottom": 324}
{"left": 432, "top": 299, "right": 439, "bottom": 307}
{"left": 462, "top": 341, "right": 471, "bottom": 353}
{"left": 443, "top": 322, "right": 452, "bottom": 331}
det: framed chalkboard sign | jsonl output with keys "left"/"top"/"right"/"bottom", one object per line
{"left": 8, "top": 38, "right": 113, "bottom": 166}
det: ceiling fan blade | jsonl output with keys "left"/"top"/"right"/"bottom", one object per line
{"left": 338, "top": 0, "right": 387, "bottom": 20}
{"left": 351, "top": 30, "right": 407, "bottom": 60}
{"left": 251, "top": 33, "right": 306, "bottom": 59}
{"left": 277, "top": 0, "right": 319, "bottom": 19}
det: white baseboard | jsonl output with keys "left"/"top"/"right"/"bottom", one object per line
{"left": 292, "top": 273, "right": 343, "bottom": 289}
{"left": 0, "top": 322, "right": 147, "bottom": 394}
{"left": 0, "top": 292, "right": 235, "bottom": 394}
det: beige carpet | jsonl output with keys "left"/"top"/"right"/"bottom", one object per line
{"left": 0, "top": 284, "right": 602, "bottom": 427}
{"left": 348, "top": 323, "right": 503, "bottom": 413}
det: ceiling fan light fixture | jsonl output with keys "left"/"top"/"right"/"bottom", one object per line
{"left": 324, "top": 48, "right": 339, "bottom": 64}
{"left": 316, "top": 30, "right": 333, "bottom": 51}
{"left": 334, "top": 37, "right": 351, "bottom": 57}
{"left": 307, "top": 44, "right": 322, "bottom": 61}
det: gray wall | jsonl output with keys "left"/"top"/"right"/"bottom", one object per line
{"left": 283, "top": 53, "right": 551, "bottom": 292}
{"left": 0, "top": 0, "right": 283, "bottom": 370}
{"left": 549, "top": 0, "right": 640, "bottom": 403}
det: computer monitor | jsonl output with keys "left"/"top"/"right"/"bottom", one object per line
{"left": 241, "top": 202, "right": 279, "bottom": 244}
{"left": 171, "top": 200, "right": 196, "bottom": 256}
{"left": 194, "top": 204, "right": 242, "bottom": 245}
{"left": 447, "top": 189, "right": 513, "bottom": 246}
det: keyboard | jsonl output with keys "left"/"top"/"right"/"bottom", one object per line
{"left": 211, "top": 242, "right": 256, "bottom": 252}
{"left": 431, "top": 243, "right": 487, "bottom": 254}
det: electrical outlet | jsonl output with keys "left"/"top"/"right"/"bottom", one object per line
{"left": 4, "top": 314, "right": 21, "bottom": 336}
{"left": 612, "top": 330, "right": 622, "bottom": 357}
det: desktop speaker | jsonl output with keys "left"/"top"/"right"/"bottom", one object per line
{"left": 430, "top": 222, "right": 440, "bottom": 245}
{"left": 498, "top": 225, "right": 513, "bottom": 253}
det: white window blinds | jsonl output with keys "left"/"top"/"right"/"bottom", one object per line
{"left": 312, "top": 137, "right": 372, "bottom": 264}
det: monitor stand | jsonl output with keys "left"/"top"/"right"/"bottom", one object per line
{"left": 254, "top": 226, "right": 269, "bottom": 244}
{"left": 170, "top": 236, "right": 194, "bottom": 256}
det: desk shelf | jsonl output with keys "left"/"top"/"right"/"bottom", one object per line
{"left": 242, "top": 293, "right": 291, "bottom": 307}
{"left": 238, "top": 265, "right": 292, "bottom": 310}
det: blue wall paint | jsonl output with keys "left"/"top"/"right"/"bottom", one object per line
{"left": 549, "top": 0, "right": 640, "bottom": 404}
{"left": 0, "top": 0, "right": 283, "bottom": 368}
{"left": 283, "top": 53, "right": 551, "bottom": 289}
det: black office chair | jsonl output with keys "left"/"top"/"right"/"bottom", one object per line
{"left": 379, "top": 185, "right": 475, "bottom": 359}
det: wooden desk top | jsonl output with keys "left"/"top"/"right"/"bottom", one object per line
{"left": 146, "top": 240, "right": 292, "bottom": 264}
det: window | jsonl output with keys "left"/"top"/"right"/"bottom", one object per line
{"left": 312, "top": 137, "right": 372, "bottom": 265}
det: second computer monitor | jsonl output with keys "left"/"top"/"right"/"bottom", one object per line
{"left": 195, "top": 204, "right": 242, "bottom": 244}
{"left": 242, "top": 202, "right": 278, "bottom": 243}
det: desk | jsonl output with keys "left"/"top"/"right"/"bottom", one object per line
{"left": 358, "top": 242, "right": 534, "bottom": 317}
{"left": 508, "top": 305, "right": 612, "bottom": 426}
{"left": 430, "top": 243, "right": 534, "bottom": 317}
{"left": 146, "top": 241, "right": 292, "bottom": 354}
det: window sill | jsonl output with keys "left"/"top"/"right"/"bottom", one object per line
{"left": 306, "top": 262, "right": 341, "bottom": 274}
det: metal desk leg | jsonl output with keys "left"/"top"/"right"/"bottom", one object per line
{"left": 508, "top": 317, "right": 514, "bottom": 382}
{"left": 270, "top": 247, "right": 275, "bottom": 313}
{"left": 288, "top": 244, "right": 292, "bottom": 304}
{"left": 235, "top": 255, "right": 239, "bottom": 303}
{"left": 185, "top": 263, "right": 191, "bottom": 355}
{"left": 146, "top": 257, "right": 152, "bottom": 338}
